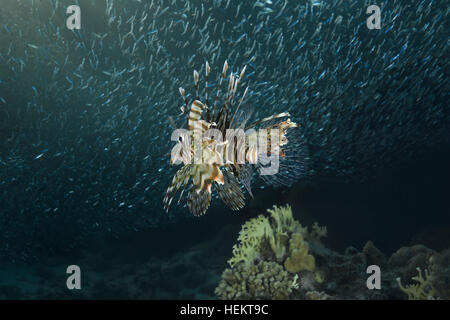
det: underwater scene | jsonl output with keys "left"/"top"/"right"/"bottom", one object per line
{"left": 0, "top": 0, "right": 449, "bottom": 301}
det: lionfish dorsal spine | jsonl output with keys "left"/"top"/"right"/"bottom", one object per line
{"left": 188, "top": 100, "right": 209, "bottom": 140}
{"left": 193, "top": 69, "right": 199, "bottom": 101}
{"left": 166, "top": 60, "right": 306, "bottom": 217}
{"left": 212, "top": 60, "right": 228, "bottom": 121}
{"left": 205, "top": 61, "right": 210, "bottom": 106}
{"left": 205, "top": 61, "right": 211, "bottom": 122}
{"left": 230, "top": 86, "right": 248, "bottom": 128}
{"left": 178, "top": 86, "right": 189, "bottom": 116}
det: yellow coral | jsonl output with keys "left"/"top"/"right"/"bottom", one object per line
{"left": 222, "top": 204, "right": 327, "bottom": 300}
{"left": 268, "top": 204, "right": 309, "bottom": 236}
{"left": 266, "top": 205, "right": 291, "bottom": 262}
{"left": 228, "top": 215, "right": 271, "bottom": 267}
{"left": 267, "top": 205, "right": 295, "bottom": 234}
{"left": 284, "top": 233, "right": 315, "bottom": 273}
{"left": 228, "top": 204, "right": 323, "bottom": 274}
{"left": 397, "top": 267, "right": 439, "bottom": 300}
{"left": 228, "top": 205, "right": 295, "bottom": 266}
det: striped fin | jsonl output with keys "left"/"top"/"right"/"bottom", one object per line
{"left": 246, "top": 112, "right": 291, "bottom": 130}
{"left": 212, "top": 60, "right": 228, "bottom": 122}
{"left": 178, "top": 87, "right": 189, "bottom": 116}
{"left": 215, "top": 169, "right": 246, "bottom": 211}
{"left": 187, "top": 187, "right": 211, "bottom": 216}
{"left": 259, "top": 126, "right": 309, "bottom": 188}
{"left": 188, "top": 100, "right": 210, "bottom": 136}
{"left": 217, "top": 72, "right": 235, "bottom": 130}
{"left": 230, "top": 86, "right": 249, "bottom": 128}
{"left": 205, "top": 61, "right": 211, "bottom": 121}
{"left": 205, "top": 61, "right": 210, "bottom": 107}
{"left": 230, "top": 65, "right": 246, "bottom": 107}
{"left": 193, "top": 69, "right": 199, "bottom": 100}
{"left": 163, "top": 164, "right": 193, "bottom": 212}
{"left": 237, "top": 164, "right": 254, "bottom": 198}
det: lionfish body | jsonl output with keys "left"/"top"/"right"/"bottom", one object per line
{"left": 164, "top": 61, "right": 307, "bottom": 216}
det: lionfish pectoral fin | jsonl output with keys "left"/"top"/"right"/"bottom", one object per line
{"left": 187, "top": 186, "right": 211, "bottom": 217}
{"left": 258, "top": 125, "right": 309, "bottom": 188}
{"left": 238, "top": 164, "right": 254, "bottom": 198}
{"left": 163, "top": 164, "right": 192, "bottom": 212}
{"left": 216, "top": 169, "right": 246, "bottom": 211}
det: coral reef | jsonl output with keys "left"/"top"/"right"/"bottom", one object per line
{"left": 216, "top": 204, "right": 450, "bottom": 300}
{"left": 429, "top": 249, "right": 450, "bottom": 299}
{"left": 397, "top": 267, "right": 438, "bottom": 300}
{"left": 388, "top": 245, "right": 435, "bottom": 282}
{"left": 217, "top": 204, "right": 326, "bottom": 300}
{"left": 0, "top": 205, "right": 447, "bottom": 300}
{"left": 392, "top": 246, "right": 450, "bottom": 300}
{"left": 228, "top": 204, "right": 324, "bottom": 269}
{"left": 215, "top": 261, "right": 294, "bottom": 300}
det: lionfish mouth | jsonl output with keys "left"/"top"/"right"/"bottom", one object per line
{"left": 163, "top": 60, "right": 308, "bottom": 217}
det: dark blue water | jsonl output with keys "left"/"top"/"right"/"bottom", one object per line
{"left": 0, "top": 0, "right": 448, "bottom": 299}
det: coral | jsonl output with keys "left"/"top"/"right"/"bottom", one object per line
{"left": 363, "top": 241, "right": 387, "bottom": 267}
{"left": 228, "top": 215, "right": 271, "bottom": 267}
{"left": 388, "top": 245, "right": 450, "bottom": 300}
{"left": 267, "top": 205, "right": 299, "bottom": 235}
{"left": 218, "top": 204, "right": 327, "bottom": 300}
{"left": 284, "top": 233, "right": 315, "bottom": 273}
{"left": 388, "top": 245, "right": 436, "bottom": 284}
{"left": 227, "top": 204, "right": 326, "bottom": 268}
{"left": 215, "top": 261, "right": 294, "bottom": 300}
{"left": 397, "top": 267, "right": 439, "bottom": 300}
{"left": 265, "top": 205, "right": 292, "bottom": 262}
{"left": 429, "top": 249, "right": 450, "bottom": 299}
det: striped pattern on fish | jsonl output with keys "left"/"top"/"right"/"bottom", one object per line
{"left": 164, "top": 60, "right": 308, "bottom": 216}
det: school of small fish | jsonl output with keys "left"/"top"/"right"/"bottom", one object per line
{"left": 0, "top": 0, "right": 448, "bottom": 260}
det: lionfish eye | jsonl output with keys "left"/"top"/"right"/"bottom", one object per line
{"left": 179, "top": 136, "right": 183, "bottom": 142}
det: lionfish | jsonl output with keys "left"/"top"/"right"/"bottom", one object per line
{"left": 163, "top": 60, "right": 308, "bottom": 216}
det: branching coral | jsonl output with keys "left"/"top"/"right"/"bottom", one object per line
{"left": 228, "top": 215, "right": 271, "bottom": 267}
{"left": 215, "top": 261, "right": 294, "bottom": 300}
{"left": 267, "top": 205, "right": 298, "bottom": 234}
{"left": 219, "top": 204, "right": 327, "bottom": 300}
{"left": 228, "top": 204, "right": 326, "bottom": 267}
{"left": 396, "top": 267, "right": 439, "bottom": 300}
